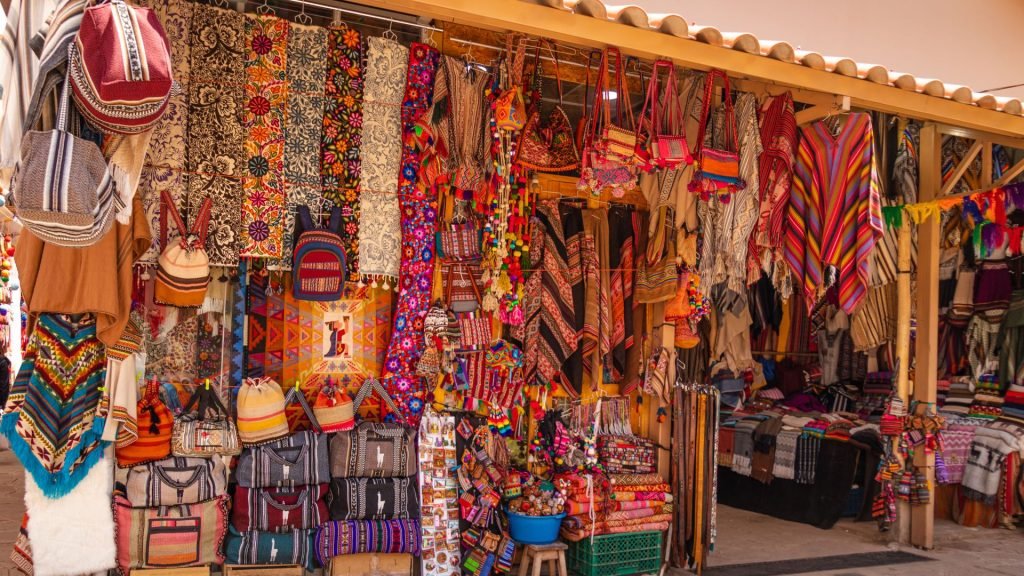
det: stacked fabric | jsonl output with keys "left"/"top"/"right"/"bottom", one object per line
{"left": 750, "top": 412, "right": 783, "bottom": 484}
{"left": 936, "top": 379, "right": 951, "bottom": 408}
{"left": 937, "top": 416, "right": 980, "bottom": 484}
{"left": 314, "top": 405, "right": 420, "bottom": 568}
{"left": 821, "top": 414, "right": 855, "bottom": 442}
{"left": 968, "top": 393, "right": 1004, "bottom": 420}
{"left": 941, "top": 377, "right": 976, "bottom": 416}
{"left": 718, "top": 422, "right": 736, "bottom": 467}
{"left": 962, "top": 422, "right": 1024, "bottom": 502}
{"left": 731, "top": 413, "right": 768, "bottom": 476}
{"left": 560, "top": 474, "right": 672, "bottom": 542}
{"left": 597, "top": 435, "right": 656, "bottom": 474}
{"left": 802, "top": 419, "right": 828, "bottom": 439}
{"left": 975, "top": 374, "right": 1002, "bottom": 396}
{"left": 999, "top": 384, "right": 1024, "bottom": 426}
{"left": 227, "top": 380, "right": 330, "bottom": 571}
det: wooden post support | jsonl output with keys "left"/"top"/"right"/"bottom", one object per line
{"left": 894, "top": 216, "right": 913, "bottom": 545}
{"left": 912, "top": 122, "right": 942, "bottom": 550}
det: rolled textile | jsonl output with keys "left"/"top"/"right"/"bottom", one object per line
{"left": 314, "top": 519, "right": 420, "bottom": 565}
{"left": 610, "top": 491, "right": 672, "bottom": 502}
{"left": 608, "top": 473, "right": 664, "bottom": 486}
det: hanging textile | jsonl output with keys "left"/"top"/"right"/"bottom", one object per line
{"left": 231, "top": 262, "right": 247, "bottom": 390}
{"left": 748, "top": 92, "right": 797, "bottom": 292}
{"left": 137, "top": 0, "right": 192, "bottom": 265}
{"left": 2, "top": 314, "right": 107, "bottom": 497}
{"left": 581, "top": 208, "right": 610, "bottom": 380}
{"left": 419, "top": 409, "right": 461, "bottom": 576}
{"left": 187, "top": 3, "right": 246, "bottom": 267}
{"left": 442, "top": 56, "right": 491, "bottom": 192}
{"left": 783, "top": 113, "right": 883, "bottom": 314}
{"left": 379, "top": 42, "right": 441, "bottom": 425}
{"left": 320, "top": 25, "right": 364, "bottom": 277}
{"left": 513, "top": 201, "right": 583, "bottom": 397}
{"left": 274, "top": 22, "right": 327, "bottom": 270}
{"left": 240, "top": 14, "right": 289, "bottom": 258}
{"left": 607, "top": 205, "right": 637, "bottom": 382}
{"left": 723, "top": 92, "right": 762, "bottom": 295}
{"left": 247, "top": 269, "right": 269, "bottom": 379}
{"left": 671, "top": 381, "right": 719, "bottom": 572}
{"left": 358, "top": 37, "right": 408, "bottom": 286}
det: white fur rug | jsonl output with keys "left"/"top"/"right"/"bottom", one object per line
{"left": 25, "top": 448, "right": 116, "bottom": 576}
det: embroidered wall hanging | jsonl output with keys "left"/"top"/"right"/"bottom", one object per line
{"left": 187, "top": 3, "right": 245, "bottom": 267}
{"left": 419, "top": 410, "right": 461, "bottom": 576}
{"left": 379, "top": 42, "right": 441, "bottom": 426}
{"left": 274, "top": 22, "right": 327, "bottom": 270}
{"left": 246, "top": 268, "right": 269, "bottom": 379}
{"left": 240, "top": 14, "right": 289, "bottom": 259}
{"left": 357, "top": 37, "right": 408, "bottom": 286}
{"left": 136, "top": 0, "right": 192, "bottom": 266}
{"left": 320, "top": 25, "right": 364, "bottom": 278}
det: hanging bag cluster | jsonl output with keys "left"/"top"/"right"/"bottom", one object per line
{"left": 155, "top": 189, "right": 212, "bottom": 307}
{"left": 171, "top": 381, "right": 241, "bottom": 457}
{"left": 578, "top": 47, "right": 639, "bottom": 198}
{"left": 689, "top": 69, "right": 745, "bottom": 202}
{"left": 635, "top": 59, "right": 693, "bottom": 172}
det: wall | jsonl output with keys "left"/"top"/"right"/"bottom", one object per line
{"left": 638, "top": 0, "right": 1024, "bottom": 99}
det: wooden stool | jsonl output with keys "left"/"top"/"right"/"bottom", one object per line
{"left": 517, "top": 542, "right": 568, "bottom": 576}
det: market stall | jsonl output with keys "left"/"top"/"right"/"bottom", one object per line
{"left": 0, "top": 1, "right": 1022, "bottom": 576}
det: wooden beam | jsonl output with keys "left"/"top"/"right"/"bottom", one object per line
{"left": 795, "top": 104, "right": 830, "bottom": 126}
{"left": 994, "top": 158, "right": 1024, "bottom": 187}
{"left": 937, "top": 124, "right": 1024, "bottom": 152}
{"left": 940, "top": 140, "right": 983, "bottom": 196}
{"left": 341, "top": 0, "right": 1024, "bottom": 138}
{"left": 913, "top": 123, "right": 941, "bottom": 550}
{"left": 894, "top": 216, "right": 913, "bottom": 546}
{"left": 981, "top": 143, "right": 993, "bottom": 188}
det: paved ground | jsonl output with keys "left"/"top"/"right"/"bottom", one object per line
{"left": 0, "top": 449, "right": 1018, "bottom": 575}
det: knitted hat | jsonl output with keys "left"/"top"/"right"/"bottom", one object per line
{"left": 69, "top": 0, "right": 173, "bottom": 134}
{"left": 237, "top": 377, "right": 289, "bottom": 445}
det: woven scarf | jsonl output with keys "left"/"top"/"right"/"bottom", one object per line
{"left": 320, "top": 25, "right": 364, "bottom": 277}
{"left": 273, "top": 22, "right": 327, "bottom": 270}
{"left": 794, "top": 434, "right": 821, "bottom": 485}
{"left": 136, "top": 0, "right": 192, "bottom": 265}
{"left": 772, "top": 428, "right": 800, "bottom": 480}
{"left": 240, "top": 14, "right": 289, "bottom": 258}
{"left": 358, "top": 37, "right": 408, "bottom": 285}
{"left": 1, "top": 314, "right": 107, "bottom": 497}
{"left": 512, "top": 201, "right": 578, "bottom": 395}
{"left": 379, "top": 42, "right": 440, "bottom": 426}
{"left": 607, "top": 205, "right": 636, "bottom": 382}
{"left": 581, "top": 208, "right": 610, "bottom": 382}
{"left": 187, "top": 3, "right": 245, "bottom": 267}
{"left": 246, "top": 269, "right": 268, "bottom": 379}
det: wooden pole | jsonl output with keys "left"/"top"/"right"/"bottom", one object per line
{"left": 911, "top": 122, "right": 942, "bottom": 550}
{"left": 894, "top": 217, "right": 913, "bottom": 545}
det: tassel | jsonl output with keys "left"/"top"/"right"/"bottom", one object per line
{"left": 147, "top": 406, "right": 160, "bottom": 435}
{"left": 881, "top": 205, "right": 903, "bottom": 231}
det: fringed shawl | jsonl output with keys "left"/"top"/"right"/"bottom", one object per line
{"left": 1, "top": 314, "right": 108, "bottom": 497}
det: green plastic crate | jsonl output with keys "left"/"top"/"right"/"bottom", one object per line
{"left": 566, "top": 530, "right": 663, "bottom": 576}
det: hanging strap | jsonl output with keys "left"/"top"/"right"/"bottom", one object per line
{"left": 352, "top": 377, "right": 410, "bottom": 426}
{"left": 531, "top": 39, "right": 565, "bottom": 107}
{"left": 586, "top": 49, "right": 610, "bottom": 149}
{"left": 636, "top": 59, "right": 674, "bottom": 142}
{"left": 607, "top": 47, "right": 634, "bottom": 130}
{"left": 56, "top": 44, "right": 75, "bottom": 132}
{"left": 505, "top": 34, "right": 528, "bottom": 87}
{"left": 161, "top": 190, "right": 212, "bottom": 251}
{"left": 326, "top": 206, "right": 342, "bottom": 233}
{"left": 694, "top": 69, "right": 739, "bottom": 156}
{"left": 285, "top": 385, "right": 323, "bottom": 433}
{"left": 181, "top": 381, "right": 231, "bottom": 421}
{"left": 297, "top": 204, "right": 316, "bottom": 232}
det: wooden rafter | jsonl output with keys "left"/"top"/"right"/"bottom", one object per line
{"left": 994, "top": 158, "right": 1024, "bottom": 188}
{"left": 940, "top": 140, "right": 983, "bottom": 196}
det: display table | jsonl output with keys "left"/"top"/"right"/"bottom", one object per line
{"left": 717, "top": 437, "right": 878, "bottom": 529}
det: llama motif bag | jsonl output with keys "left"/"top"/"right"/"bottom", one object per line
{"left": 328, "top": 378, "right": 416, "bottom": 478}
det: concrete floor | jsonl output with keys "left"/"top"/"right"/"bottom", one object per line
{"left": 0, "top": 449, "right": 1019, "bottom": 576}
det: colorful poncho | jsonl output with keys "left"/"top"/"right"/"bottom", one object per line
{"left": 2, "top": 314, "right": 108, "bottom": 497}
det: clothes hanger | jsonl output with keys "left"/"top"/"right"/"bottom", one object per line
{"left": 383, "top": 19, "right": 398, "bottom": 42}
{"left": 256, "top": 0, "right": 275, "bottom": 16}
{"left": 295, "top": 1, "right": 313, "bottom": 26}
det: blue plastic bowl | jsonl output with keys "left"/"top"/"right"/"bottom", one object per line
{"left": 506, "top": 509, "right": 567, "bottom": 545}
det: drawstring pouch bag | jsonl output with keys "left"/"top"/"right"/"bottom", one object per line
{"left": 313, "top": 378, "right": 355, "bottom": 433}
{"left": 116, "top": 378, "right": 173, "bottom": 467}
{"left": 69, "top": 0, "right": 173, "bottom": 134}
{"left": 688, "top": 69, "right": 745, "bottom": 202}
{"left": 11, "top": 46, "right": 122, "bottom": 247}
{"left": 155, "top": 188, "right": 212, "bottom": 308}
{"left": 236, "top": 377, "right": 289, "bottom": 445}
{"left": 494, "top": 35, "right": 528, "bottom": 132}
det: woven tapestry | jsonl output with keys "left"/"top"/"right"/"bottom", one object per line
{"left": 273, "top": 22, "right": 327, "bottom": 270}
{"left": 247, "top": 270, "right": 268, "bottom": 379}
{"left": 136, "top": 0, "right": 192, "bottom": 265}
{"left": 240, "top": 14, "right": 288, "bottom": 258}
{"left": 320, "top": 25, "right": 364, "bottom": 278}
{"left": 187, "top": 3, "right": 245, "bottom": 267}
{"left": 380, "top": 42, "right": 440, "bottom": 426}
{"left": 358, "top": 37, "right": 407, "bottom": 285}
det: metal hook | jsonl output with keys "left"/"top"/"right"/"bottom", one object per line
{"left": 296, "top": 1, "right": 313, "bottom": 25}
{"left": 256, "top": 0, "right": 274, "bottom": 16}
{"left": 212, "top": 0, "right": 229, "bottom": 8}
{"left": 383, "top": 19, "right": 398, "bottom": 41}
